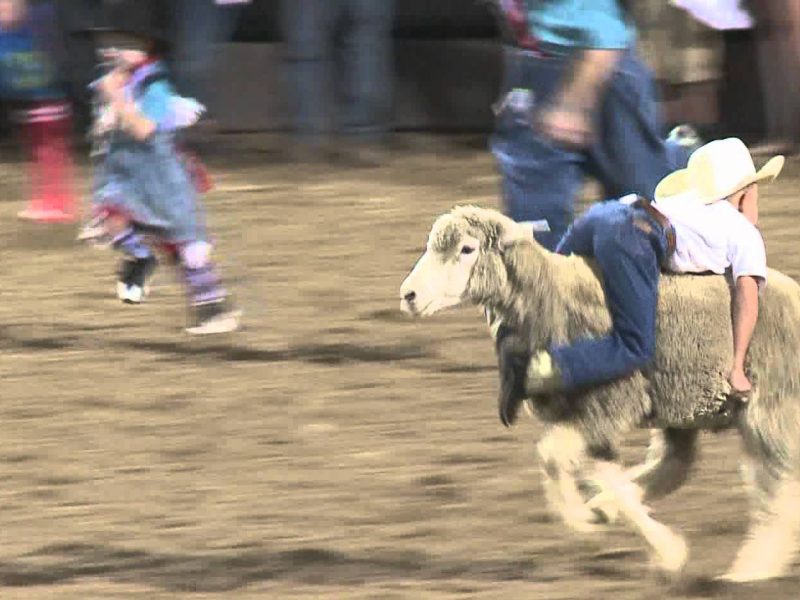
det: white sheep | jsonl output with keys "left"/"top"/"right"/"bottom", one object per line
{"left": 399, "top": 204, "right": 800, "bottom": 582}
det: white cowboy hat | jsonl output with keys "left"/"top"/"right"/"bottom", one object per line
{"left": 654, "top": 137, "right": 784, "bottom": 205}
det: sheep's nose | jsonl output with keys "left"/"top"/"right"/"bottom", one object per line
{"left": 403, "top": 290, "right": 416, "bottom": 303}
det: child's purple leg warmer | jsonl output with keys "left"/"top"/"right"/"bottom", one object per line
{"left": 180, "top": 240, "right": 227, "bottom": 304}
{"left": 112, "top": 226, "right": 154, "bottom": 259}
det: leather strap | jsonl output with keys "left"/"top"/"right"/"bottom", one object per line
{"left": 631, "top": 197, "right": 676, "bottom": 258}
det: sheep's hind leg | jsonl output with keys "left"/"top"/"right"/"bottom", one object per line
{"left": 586, "top": 428, "right": 699, "bottom": 523}
{"left": 718, "top": 417, "right": 800, "bottom": 583}
{"left": 536, "top": 425, "right": 606, "bottom": 533}
{"left": 627, "top": 428, "right": 698, "bottom": 501}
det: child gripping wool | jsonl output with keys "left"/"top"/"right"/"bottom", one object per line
{"left": 78, "top": 0, "right": 240, "bottom": 335}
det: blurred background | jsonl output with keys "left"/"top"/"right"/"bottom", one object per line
{"left": 6, "top": 0, "right": 792, "bottom": 145}
{"left": 3, "top": 1, "right": 800, "bottom": 598}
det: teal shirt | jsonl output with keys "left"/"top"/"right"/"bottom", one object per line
{"left": 526, "top": 0, "right": 635, "bottom": 54}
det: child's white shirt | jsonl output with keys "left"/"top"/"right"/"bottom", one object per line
{"left": 654, "top": 194, "right": 768, "bottom": 288}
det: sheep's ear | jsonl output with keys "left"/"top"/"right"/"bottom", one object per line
{"left": 497, "top": 221, "right": 534, "bottom": 252}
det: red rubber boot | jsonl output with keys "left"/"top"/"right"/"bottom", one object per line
{"left": 16, "top": 100, "right": 77, "bottom": 223}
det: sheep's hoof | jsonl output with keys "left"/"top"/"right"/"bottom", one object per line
{"left": 562, "top": 511, "right": 604, "bottom": 534}
{"left": 585, "top": 491, "right": 620, "bottom": 524}
{"left": 581, "top": 478, "right": 620, "bottom": 525}
{"left": 649, "top": 529, "right": 688, "bottom": 577}
{"left": 582, "top": 477, "right": 646, "bottom": 525}
{"left": 716, "top": 569, "right": 784, "bottom": 583}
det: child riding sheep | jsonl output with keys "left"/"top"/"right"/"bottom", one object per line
{"left": 497, "top": 138, "right": 783, "bottom": 424}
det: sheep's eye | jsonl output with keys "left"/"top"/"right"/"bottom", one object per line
{"left": 460, "top": 245, "right": 475, "bottom": 255}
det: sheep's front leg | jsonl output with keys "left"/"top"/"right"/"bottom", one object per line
{"left": 589, "top": 460, "right": 689, "bottom": 576}
{"left": 536, "top": 425, "right": 604, "bottom": 533}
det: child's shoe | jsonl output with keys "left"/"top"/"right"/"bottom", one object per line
{"left": 185, "top": 298, "right": 242, "bottom": 335}
{"left": 116, "top": 255, "right": 158, "bottom": 304}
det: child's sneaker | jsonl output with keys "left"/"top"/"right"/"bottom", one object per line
{"left": 185, "top": 298, "right": 242, "bottom": 335}
{"left": 116, "top": 255, "right": 158, "bottom": 304}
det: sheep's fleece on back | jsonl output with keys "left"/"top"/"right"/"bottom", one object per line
{"left": 650, "top": 269, "right": 800, "bottom": 422}
{"left": 496, "top": 239, "right": 800, "bottom": 447}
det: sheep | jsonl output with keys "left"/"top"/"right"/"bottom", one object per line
{"left": 399, "top": 204, "right": 800, "bottom": 582}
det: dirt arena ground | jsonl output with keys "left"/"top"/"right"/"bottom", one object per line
{"left": 2, "top": 134, "right": 800, "bottom": 599}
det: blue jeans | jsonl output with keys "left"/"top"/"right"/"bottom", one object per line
{"left": 549, "top": 201, "right": 670, "bottom": 391}
{"left": 281, "top": 0, "right": 395, "bottom": 144}
{"left": 490, "top": 46, "right": 691, "bottom": 251}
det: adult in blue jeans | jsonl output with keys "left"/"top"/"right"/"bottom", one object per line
{"left": 490, "top": 0, "right": 698, "bottom": 251}
{"left": 281, "top": 0, "right": 395, "bottom": 164}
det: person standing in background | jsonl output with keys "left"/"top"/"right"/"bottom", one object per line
{"left": 281, "top": 0, "right": 396, "bottom": 166}
{"left": 747, "top": 0, "right": 800, "bottom": 155}
{"left": 0, "top": 0, "right": 77, "bottom": 222}
{"left": 168, "top": 0, "right": 249, "bottom": 128}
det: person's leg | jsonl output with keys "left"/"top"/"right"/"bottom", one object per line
{"left": 495, "top": 203, "right": 605, "bottom": 425}
{"left": 109, "top": 218, "right": 152, "bottom": 260}
{"left": 750, "top": 0, "right": 800, "bottom": 151}
{"left": 169, "top": 0, "right": 221, "bottom": 105}
{"left": 339, "top": 0, "right": 395, "bottom": 144}
{"left": 179, "top": 240, "right": 226, "bottom": 305}
{"left": 490, "top": 49, "right": 584, "bottom": 251}
{"left": 555, "top": 201, "right": 608, "bottom": 257}
{"left": 103, "top": 210, "right": 159, "bottom": 304}
{"left": 54, "top": 0, "right": 99, "bottom": 132}
{"left": 179, "top": 239, "right": 241, "bottom": 334}
{"left": 548, "top": 204, "right": 662, "bottom": 390}
{"left": 281, "top": 0, "right": 336, "bottom": 150}
{"left": 216, "top": 1, "right": 246, "bottom": 44}
{"left": 786, "top": 0, "right": 800, "bottom": 145}
{"left": 587, "top": 50, "right": 687, "bottom": 201}
{"left": 151, "top": 149, "right": 235, "bottom": 325}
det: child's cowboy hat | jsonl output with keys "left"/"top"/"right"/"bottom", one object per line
{"left": 77, "top": 0, "right": 170, "bottom": 49}
{"left": 655, "top": 137, "right": 784, "bottom": 204}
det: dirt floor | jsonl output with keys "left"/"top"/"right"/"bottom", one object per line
{"left": 2, "top": 133, "right": 800, "bottom": 599}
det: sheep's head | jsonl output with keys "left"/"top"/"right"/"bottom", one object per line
{"left": 399, "top": 205, "right": 532, "bottom": 317}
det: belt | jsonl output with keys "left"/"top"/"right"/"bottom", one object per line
{"left": 630, "top": 197, "right": 676, "bottom": 258}
{"left": 503, "top": 42, "right": 554, "bottom": 58}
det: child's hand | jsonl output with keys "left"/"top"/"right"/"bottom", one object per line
{"left": 98, "top": 69, "right": 127, "bottom": 103}
{"left": 729, "top": 368, "right": 752, "bottom": 396}
{"left": 93, "top": 104, "right": 118, "bottom": 136}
